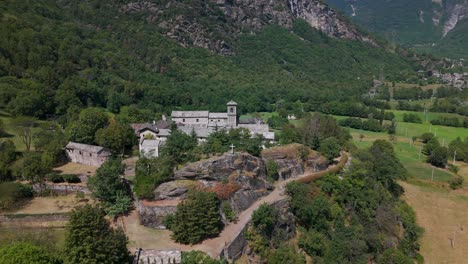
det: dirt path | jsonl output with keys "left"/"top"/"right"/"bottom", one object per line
{"left": 123, "top": 153, "right": 347, "bottom": 258}
{"left": 181, "top": 153, "right": 347, "bottom": 258}
{"left": 401, "top": 181, "right": 468, "bottom": 264}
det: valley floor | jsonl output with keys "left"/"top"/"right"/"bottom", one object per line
{"left": 401, "top": 181, "right": 468, "bottom": 264}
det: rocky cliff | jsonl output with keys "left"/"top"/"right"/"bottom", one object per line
{"left": 137, "top": 148, "right": 321, "bottom": 229}
{"left": 120, "top": 0, "right": 375, "bottom": 54}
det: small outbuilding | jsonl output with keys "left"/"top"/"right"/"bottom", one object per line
{"left": 65, "top": 142, "right": 111, "bottom": 167}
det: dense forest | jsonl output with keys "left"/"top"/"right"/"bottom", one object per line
{"left": 0, "top": 0, "right": 422, "bottom": 119}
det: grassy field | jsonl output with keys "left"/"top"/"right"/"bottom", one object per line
{"left": 0, "top": 110, "right": 50, "bottom": 151}
{"left": 347, "top": 128, "right": 460, "bottom": 185}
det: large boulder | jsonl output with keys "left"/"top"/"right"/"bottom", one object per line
{"left": 137, "top": 200, "right": 179, "bottom": 229}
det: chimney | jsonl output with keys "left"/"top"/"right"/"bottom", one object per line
{"left": 153, "top": 120, "right": 156, "bottom": 125}
{"left": 162, "top": 115, "right": 167, "bottom": 121}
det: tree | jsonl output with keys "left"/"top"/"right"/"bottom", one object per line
{"left": 252, "top": 203, "right": 279, "bottom": 238}
{"left": 319, "top": 137, "right": 341, "bottom": 163}
{"left": 0, "top": 242, "right": 61, "bottom": 264}
{"left": 64, "top": 205, "right": 132, "bottom": 264}
{"left": 162, "top": 129, "right": 197, "bottom": 164}
{"left": 420, "top": 132, "right": 434, "bottom": 143}
{"left": 170, "top": 191, "right": 222, "bottom": 244}
{"left": 12, "top": 117, "right": 37, "bottom": 151}
{"left": 134, "top": 156, "right": 174, "bottom": 199}
{"left": 0, "top": 140, "right": 16, "bottom": 181}
{"left": 87, "top": 159, "right": 131, "bottom": 216}
{"left": 12, "top": 152, "right": 50, "bottom": 183}
{"left": 95, "top": 119, "right": 135, "bottom": 154}
{"left": 422, "top": 137, "right": 440, "bottom": 155}
{"left": 67, "top": 108, "right": 109, "bottom": 145}
{"left": 427, "top": 146, "right": 449, "bottom": 168}
{"left": 268, "top": 245, "right": 306, "bottom": 264}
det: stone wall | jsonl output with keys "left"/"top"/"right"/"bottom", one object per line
{"left": 134, "top": 249, "right": 181, "bottom": 264}
{"left": 33, "top": 183, "right": 90, "bottom": 195}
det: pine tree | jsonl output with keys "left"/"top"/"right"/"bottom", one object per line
{"left": 64, "top": 205, "right": 133, "bottom": 264}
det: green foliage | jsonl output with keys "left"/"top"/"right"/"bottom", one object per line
{"left": 134, "top": 156, "right": 174, "bottom": 199}
{"left": 201, "top": 128, "right": 265, "bottom": 157}
{"left": 267, "top": 115, "right": 289, "bottom": 129}
{"left": 426, "top": 145, "right": 449, "bottom": 168}
{"left": 0, "top": 139, "right": 16, "bottom": 181}
{"left": 64, "top": 205, "right": 132, "bottom": 264}
{"left": 66, "top": 108, "right": 109, "bottom": 145}
{"left": 339, "top": 117, "right": 384, "bottom": 132}
{"left": 0, "top": 182, "right": 33, "bottom": 210}
{"left": 265, "top": 159, "right": 279, "bottom": 182}
{"left": 12, "top": 152, "right": 51, "bottom": 182}
{"left": 319, "top": 137, "right": 341, "bottom": 163}
{"left": 0, "top": 242, "right": 61, "bottom": 264}
{"left": 62, "top": 174, "right": 81, "bottom": 183}
{"left": 298, "top": 228, "right": 327, "bottom": 257}
{"left": 252, "top": 203, "right": 279, "bottom": 238}
{"left": 170, "top": 191, "right": 222, "bottom": 244}
{"left": 87, "top": 159, "right": 131, "bottom": 216}
{"left": 0, "top": 0, "right": 419, "bottom": 122}
{"left": 267, "top": 245, "right": 306, "bottom": 264}
{"left": 95, "top": 119, "right": 135, "bottom": 154}
{"left": 377, "top": 248, "right": 413, "bottom": 264}
{"left": 420, "top": 132, "right": 434, "bottom": 143}
{"left": 449, "top": 176, "right": 464, "bottom": 190}
{"left": 221, "top": 201, "right": 237, "bottom": 222}
{"left": 448, "top": 137, "right": 468, "bottom": 162}
{"left": 181, "top": 251, "right": 221, "bottom": 264}
{"left": 287, "top": 140, "right": 421, "bottom": 262}
{"left": 161, "top": 129, "right": 198, "bottom": 164}
{"left": 403, "top": 113, "right": 422, "bottom": 123}
{"left": 297, "top": 113, "right": 351, "bottom": 150}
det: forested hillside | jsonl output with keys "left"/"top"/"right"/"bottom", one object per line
{"left": 325, "top": 0, "right": 468, "bottom": 59}
{"left": 0, "top": 0, "right": 420, "bottom": 118}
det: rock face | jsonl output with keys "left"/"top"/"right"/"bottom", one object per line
{"left": 137, "top": 200, "right": 178, "bottom": 229}
{"left": 138, "top": 152, "right": 273, "bottom": 229}
{"left": 442, "top": 0, "right": 468, "bottom": 36}
{"left": 120, "top": 0, "right": 375, "bottom": 54}
{"left": 220, "top": 199, "right": 296, "bottom": 262}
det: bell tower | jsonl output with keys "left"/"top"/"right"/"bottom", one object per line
{"left": 227, "top": 100, "right": 237, "bottom": 128}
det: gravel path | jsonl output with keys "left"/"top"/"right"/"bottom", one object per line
{"left": 189, "top": 153, "right": 347, "bottom": 258}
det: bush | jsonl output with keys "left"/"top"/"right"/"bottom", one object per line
{"left": 46, "top": 173, "right": 64, "bottom": 183}
{"left": 449, "top": 176, "right": 464, "bottom": 190}
{"left": 0, "top": 242, "right": 61, "bottom": 264}
{"left": 62, "top": 174, "right": 81, "bottom": 183}
{"left": 420, "top": 133, "right": 434, "bottom": 143}
{"left": 403, "top": 113, "right": 422, "bottom": 123}
{"left": 0, "top": 182, "right": 34, "bottom": 210}
{"left": 222, "top": 201, "right": 237, "bottom": 222}
{"left": 266, "top": 159, "right": 279, "bottom": 182}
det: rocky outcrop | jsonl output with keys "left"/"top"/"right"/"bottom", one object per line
{"left": 442, "top": 0, "right": 468, "bottom": 37}
{"left": 137, "top": 200, "right": 178, "bottom": 229}
{"left": 220, "top": 199, "right": 295, "bottom": 262}
{"left": 138, "top": 152, "right": 273, "bottom": 229}
{"left": 120, "top": 0, "right": 375, "bottom": 54}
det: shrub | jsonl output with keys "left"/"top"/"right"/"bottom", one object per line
{"left": 222, "top": 201, "right": 237, "bottom": 222}
{"left": 62, "top": 174, "right": 81, "bottom": 183}
{"left": 266, "top": 159, "right": 279, "bottom": 182}
{"left": 420, "top": 133, "right": 434, "bottom": 143}
{"left": 46, "top": 173, "right": 64, "bottom": 183}
{"left": 449, "top": 176, "right": 464, "bottom": 190}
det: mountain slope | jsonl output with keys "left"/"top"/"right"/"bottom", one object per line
{"left": 324, "top": 0, "right": 468, "bottom": 59}
{"left": 0, "top": 0, "right": 418, "bottom": 117}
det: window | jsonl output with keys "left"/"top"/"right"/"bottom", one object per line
{"left": 196, "top": 119, "right": 199, "bottom": 122}
{"left": 89, "top": 153, "right": 92, "bottom": 157}
{"left": 230, "top": 107, "right": 234, "bottom": 113}
{"left": 183, "top": 118, "right": 185, "bottom": 122}
{"left": 79, "top": 151, "right": 82, "bottom": 155}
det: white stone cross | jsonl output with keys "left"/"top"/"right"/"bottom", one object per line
{"left": 230, "top": 144, "right": 235, "bottom": 154}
